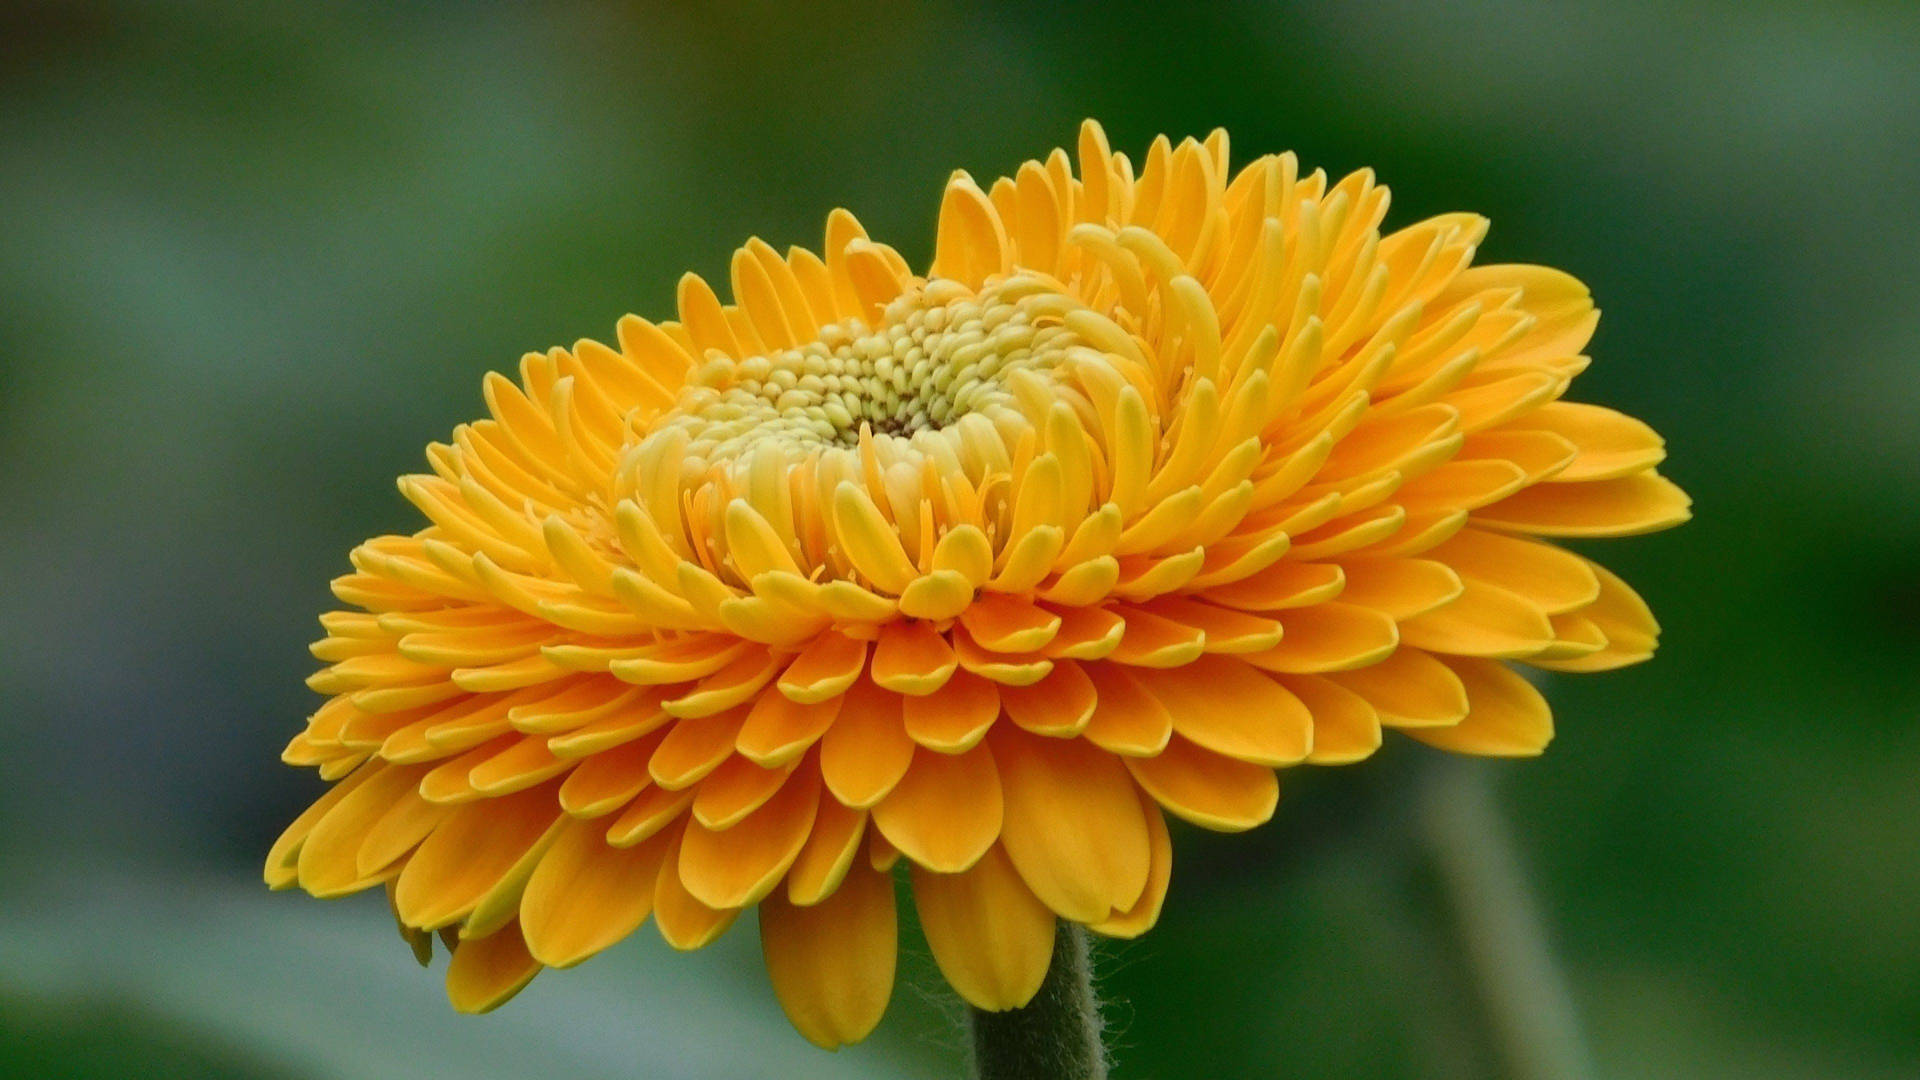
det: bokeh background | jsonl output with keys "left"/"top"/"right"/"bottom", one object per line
{"left": 3, "top": 2, "right": 1916, "bottom": 1077}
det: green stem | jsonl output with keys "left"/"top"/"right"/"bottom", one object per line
{"left": 968, "top": 920, "right": 1108, "bottom": 1080}
{"left": 1420, "top": 757, "right": 1596, "bottom": 1080}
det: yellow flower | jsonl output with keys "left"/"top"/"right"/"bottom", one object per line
{"left": 267, "top": 121, "right": 1688, "bottom": 1048}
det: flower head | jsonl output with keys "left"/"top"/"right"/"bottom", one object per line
{"left": 269, "top": 122, "right": 1687, "bottom": 1047}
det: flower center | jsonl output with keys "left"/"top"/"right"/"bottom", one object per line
{"left": 651, "top": 276, "right": 1087, "bottom": 471}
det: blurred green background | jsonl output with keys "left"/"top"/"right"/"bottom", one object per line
{"left": 3, "top": 2, "right": 1916, "bottom": 1077}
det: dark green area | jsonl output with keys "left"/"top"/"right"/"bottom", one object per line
{"left": 1, "top": 1, "right": 1915, "bottom": 1077}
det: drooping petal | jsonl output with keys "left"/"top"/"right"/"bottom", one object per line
{"left": 519, "top": 818, "right": 672, "bottom": 967}
{"left": 912, "top": 846, "right": 1054, "bottom": 1011}
{"left": 993, "top": 727, "right": 1151, "bottom": 922}
{"left": 759, "top": 863, "right": 897, "bottom": 1049}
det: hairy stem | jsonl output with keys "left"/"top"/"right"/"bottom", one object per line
{"left": 968, "top": 921, "right": 1107, "bottom": 1080}
{"left": 1421, "top": 757, "right": 1597, "bottom": 1080}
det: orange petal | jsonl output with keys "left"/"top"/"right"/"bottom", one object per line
{"left": 1336, "top": 558, "right": 1463, "bottom": 620}
{"left": 759, "top": 863, "right": 897, "bottom": 1049}
{"left": 519, "top": 818, "right": 671, "bottom": 967}
{"left": 777, "top": 633, "right": 867, "bottom": 704}
{"left": 394, "top": 786, "right": 566, "bottom": 930}
{"left": 1530, "top": 559, "right": 1660, "bottom": 672}
{"left": 1328, "top": 649, "right": 1468, "bottom": 727}
{"left": 1244, "top": 603, "right": 1399, "bottom": 673}
{"left": 1399, "top": 578, "right": 1556, "bottom": 658}
{"left": 735, "top": 689, "right": 843, "bottom": 767}
{"left": 911, "top": 846, "right": 1054, "bottom": 1011}
{"left": 1406, "top": 658, "right": 1553, "bottom": 756}
{"left": 787, "top": 784, "right": 867, "bottom": 905}
{"left": 691, "top": 753, "right": 798, "bottom": 829}
{"left": 1124, "top": 735, "right": 1277, "bottom": 831}
{"left": 446, "top": 920, "right": 541, "bottom": 1013}
{"left": 603, "top": 784, "right": 693, "bottom": 848}
{"left": 1000, "top": 659, "right": 1098, "bottom": 737}
{"left": 1043, "top": 605, "right": 1126, "bottom": 659}
{"left": 1474, "top": 471, "right": 1690, "bottom": 537}
{"left": 678, "top": 767, "right": 820, "bottom": 909}
{"left": 557, "top": 738, "right": 656, "bottom": 818}
{"left": 652, "top": 827, "right": 738, "bottom": 950}
{"left": 1090, "top": 788, "right": 1171, "bottom": 938}
{"left": 901, "top": 670, "right": 1001, "bottom": 753}
{"left": 872, "top": 744, "right": 1002, "bottom": 873}
{"left": 1426, "top": 528, "right": 1597, "bottom": 615}
{"left": 993, "top": 727, "right": 1151, "bottom": 922}
{"left": 953, "top": 630, "right": 1055, "bottom": 685}
{"left": 1199, "top": 561, "right": 1345, "bottom": 612}
{"left": 1081, "top": 663, "right": 1173, "bottom": 756}
{"left": 1106, "top": 605, "right": 1207, "bottom": 667}
{"left": 820, "top": 680, "right": 914, "bottom": 807}
{"left": 1135, "top": 597, "right": 1283, "bottom": 653}
{"left": 1132, "top": 656, "right": 1311, "bottom": 765}
{"left": 960, "top": 594, "right": 1063, "bottom": 652}
{"left": 1282, "top": 674, "right": 1382, "bottom": 765}
{"left": 649, "top": 706, "right": 749, "bottom": 789}
{"left": 870, "top": 620, "right": 959, "bottom": 695}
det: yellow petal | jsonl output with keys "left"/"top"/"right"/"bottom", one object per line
{"left": 296, "top": 763, "right": 427, "bottom": 897}
{"left": 911, "top": 846, "right": 1054, "bottom": 1011}
{"left": 759, "top": 863, "right": 897, "bottom": 1049}
{"left": 394, "top": 786, "right": 565, "bottom": 930}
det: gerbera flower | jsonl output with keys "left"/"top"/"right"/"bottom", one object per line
{"left": 268, "top": 121, "right": 1687, "bottom": 1049}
